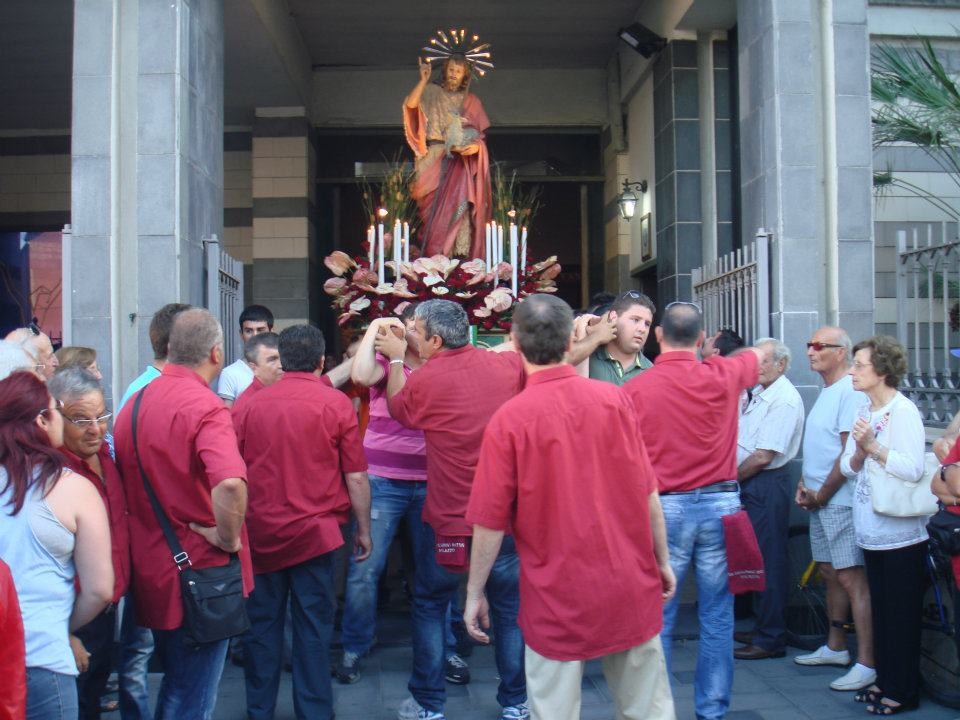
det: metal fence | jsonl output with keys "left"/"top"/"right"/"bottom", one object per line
{"left": 692, "top": 229, "right": 771, "bottom": 345}
{"left": 204, "top": 235, "right": 244, "bottom": 366}
{"left": 896, "top": 223, "right": 960, "bottom": 427}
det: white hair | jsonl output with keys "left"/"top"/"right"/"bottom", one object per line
{"left": 0, "top": 340, "right": 34, "bottom": 380}
{"left": 754, "top": 337, "right": 791, "bottom": 370}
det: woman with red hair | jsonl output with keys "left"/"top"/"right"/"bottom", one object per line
{"left": 0, "top": 372, "right": 113, "bottom": 720}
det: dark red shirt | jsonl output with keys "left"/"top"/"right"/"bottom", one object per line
{"left": 389, "top": 345, "right": 525, "bottom": 536}
{"left": 61, "top": 445, "right": 130, "bottom": 604}
{"left": 114, "top": 364, "right": 252, "bottom": 630}
{"left": 467, "top": 365, "right": 663, "bottom": 660}
{"left": 235, "top": 372, "right": 367, "bottom": 574}
{"left": 624, "top": 351, "right": 758, "bottom": 492}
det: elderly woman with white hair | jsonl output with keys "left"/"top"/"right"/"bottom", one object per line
{"left": 47, "top": 368, "right": 130, "bottom": 720}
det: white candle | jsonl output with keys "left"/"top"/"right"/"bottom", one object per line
{"left": 520, "top": 226, "right": 528, "bottom": 275}
{"left": 485, "top": 222, "right": 491, "bottom": 268}
{"left": 377, "top": 221, "right": 385, "bottom": 286}
{"left": 393, "top": 221, "right": 402, "bottom": 277}
{"left": 510, "top": 223, "right": 518, "bottom": 296}
{"left": 367, "top": 225, "right": 375, "bottom": 266}
{"left": 403, "top": 222, "right": 410, "bottom": 264}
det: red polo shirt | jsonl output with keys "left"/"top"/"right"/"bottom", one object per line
{"left": 623, "top": 351, "right": 758, "bottom": 492}
{"left": 231, "top": 377, "right": 264, "bottom": 422}
{"left": 235, "top": 372, "right": 367, "bottom": 575}
{"left": 114, "top": 364, "right": 252, "bottom": 630}
{"left": 467, "top": 365, "right": 663, "bottom": 660}
{"left": 389, "top": 345, "right": 525, "bottom": 536}
{"left": 61, "top": 445, "right": 130, "bottom": 604}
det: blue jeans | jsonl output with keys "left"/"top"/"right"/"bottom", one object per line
{"left": 341, "top": 476, "right": 430, "bottom": 656}
{"left": 661, "top": 489, "right": 741, "bottom": 720}
{"left": 409, "top": 525, "right": 525, "bottom": 713}
{"left": 26, "top": 667, "right": 78, "bottom": 720}
{"left": 152, "top": 628, "right": 229, "bottom": 720}
{"left": 741, "top": 467, "right": 791, "bottom": 651}
{"left": 243, "top": 553, "right": 336, "bottom": 720}
{"left": 118, "top": 597, "right": 154, "bottom": 720}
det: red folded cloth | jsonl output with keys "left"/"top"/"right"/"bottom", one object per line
{"left": 435, "top": 534, "right": 470, "bottom": 573}
{"left": 722, "top": 510, "right": 766, "bottom": 594}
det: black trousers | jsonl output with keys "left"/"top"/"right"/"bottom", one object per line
{"left": 864, "top": 541, "right": 927, "bottom": 706}
{"left": 75, "top": 605, "right": 118, "bottom": 720}
{"left": 742, "top": 466, "right": 791, "bottom": 650}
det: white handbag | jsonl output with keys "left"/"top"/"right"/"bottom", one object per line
{"left": 870, "top": 451, "right": 939, "bottom": 518}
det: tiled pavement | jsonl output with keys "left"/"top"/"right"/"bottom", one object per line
{"left": 124, "top": 606, "right": 960, "bottom": 720}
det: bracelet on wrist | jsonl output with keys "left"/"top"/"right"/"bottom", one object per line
{"left": 389, "top": 358, "right": 405, "bottom": 365}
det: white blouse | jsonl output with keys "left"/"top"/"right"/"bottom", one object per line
{"left": 839, "top": 392, "right": 929, "bottom": 551}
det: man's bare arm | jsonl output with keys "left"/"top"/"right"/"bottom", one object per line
{"left": 191, "top": 477, "right": 247, "bottom": 553}
{"left": 647, "top": 491, "right": 676, "bottom": 601}
{"left": 345, "top": 471, "right": 372, "bottom": 561}
{"left": 464, "top": 526, "right": 505, "bottom": 644}
{"left": 737, "top": 449, "right": 776, "bottom": 482}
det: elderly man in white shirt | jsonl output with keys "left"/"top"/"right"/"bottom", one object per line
{"left": 733, "top": 337, "right": 805, "bottom": 660}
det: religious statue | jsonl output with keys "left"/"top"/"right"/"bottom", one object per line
{"left": 403, "top": 30, "right": 494, "bottom": 259}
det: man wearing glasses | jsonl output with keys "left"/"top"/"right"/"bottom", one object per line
{"left": 792, "top": 327, "right": 875, "bottom": 691}
{"left": 578, "top": 290, "right": 656, "bottom": 386}
{"left": 624, "top": 302, "right": 762, "bottom": 720}
{"left": 48, "top": 367, "right": 129, "bottom": 719}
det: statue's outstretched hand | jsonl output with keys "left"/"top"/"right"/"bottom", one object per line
{"left": 418, "top": 57, "right": 431, "bottom": 83}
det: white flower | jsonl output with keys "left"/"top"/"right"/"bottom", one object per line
{"left": 422, "top": 273, "right": 444, "bottom": 287}
{"left": 349, "top": 296, "right": 371, "bottom": 312}
{"left": 431, "top": 286, "right": 449, "bottom": 295}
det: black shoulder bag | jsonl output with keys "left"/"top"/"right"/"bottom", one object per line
{"left": 131, "top": 389, "right": 249, "bottom": 647}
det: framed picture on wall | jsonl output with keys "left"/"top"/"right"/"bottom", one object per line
{"left": 640, "top": 213, "right": 652, "bottom": 262}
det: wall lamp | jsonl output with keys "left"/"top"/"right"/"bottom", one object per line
{"left": 617, "top": 179, "right": 648, "bottom": 220}
{"left": 618, "top": 23, "right": 667, "bottom": 58}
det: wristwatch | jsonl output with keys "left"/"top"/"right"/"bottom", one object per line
{"left": 869, "top": 445, "right": 883, "bottom": 463}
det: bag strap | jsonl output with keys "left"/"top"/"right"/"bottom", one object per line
{"left": 131, "top": 388, "right": 191, "bottom": 570}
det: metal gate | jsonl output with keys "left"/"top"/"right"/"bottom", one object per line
{"left": 204, "top": 235, "right": 244, "bottom": 366}
{"left": 896, "top": 223, "right": 960, "bottom": 426}
{"left": 692, "top": 229, "right": 771, "bottom": 345}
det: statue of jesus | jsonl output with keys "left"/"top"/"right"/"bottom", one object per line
{"left": 403, "top": 55, "right": 492, "bottom": 259}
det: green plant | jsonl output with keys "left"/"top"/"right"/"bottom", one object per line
{"left": 490, "top": 164, "right": 542, "bottom": 230}
{"left": 358, "top": 150, "right": 418, "bottom": 227}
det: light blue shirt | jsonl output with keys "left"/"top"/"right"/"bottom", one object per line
{"left": 801, "top": 374, "right": 864, "bottom": 506}
{"left": 0, "top": 478, "right": 77, "bottom": 675}
{"left": 118, "top": 365, "right": 161, "bottom": 412}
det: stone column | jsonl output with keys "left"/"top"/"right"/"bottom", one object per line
{"left": 736, "top": 0, "right": 873, "bottom": 396}
{"left": 653, "top": 40, "right": 703, "bottom": 306}
{"left": 70, "top": 0, "right": 224, "bottom": 400}
{"left": 251, "top": 108, "right": 316, "bottom": 329}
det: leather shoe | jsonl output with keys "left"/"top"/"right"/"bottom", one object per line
{"left": 733, "top": 630, "right": 754, "bottom": 645}
{"left": 734, "top": 644, "right": 786, "bottom": 660}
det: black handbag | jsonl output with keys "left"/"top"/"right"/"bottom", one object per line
{"left": 131, "top": 389, "right": 250, "bottom": 647}
{"left": 927, "top": 503, "right": 960, "bottom": 559}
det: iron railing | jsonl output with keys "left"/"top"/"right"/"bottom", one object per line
{"left": 692, "top": 228, "right": 771, "bottom": 345}
{"left": 204, "top": 235, "right": 244, "bottom": 366}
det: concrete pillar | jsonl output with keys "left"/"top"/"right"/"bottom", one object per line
{"left": 602, "top": 146, "right": 633, "bottom": 293}
{"left": 736, "top": 0, "right": 873, "bottom": 398}
{"left": 251, "top": 108, "right": 316, "bottom": 329}
{"left": 70, "top": 0, "right": 224, "bottom": 400}
{"left": 653, "top": 40, "right": 703, "bottom": 306}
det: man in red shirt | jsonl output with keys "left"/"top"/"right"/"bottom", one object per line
{"left": 624, "top": 303, "right": 761, "bottom": 720}
{"left": 378, "top": 299, "right": 528, "bottom": 720}
{"left": 235, "top": 324, "right": 371, "bottom": 720}
{"left": 49, "top": 367, "right": 130, "bottom": 719}
{"left": 231, "top": 332, "right": 283, "bottom": 423}
{"left": 464, "top": 294, "right": 676, "bottom": 720}
{"left": 114, "top": 308, "right": 250, "bottom": 720}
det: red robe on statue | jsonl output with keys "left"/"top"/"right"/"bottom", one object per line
{"left": 404, "top": 91, "right": 492, "bottom": 259}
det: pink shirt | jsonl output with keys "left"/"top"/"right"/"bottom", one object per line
{"left": 363, "top": 354, "right": 427, "bottom": 481}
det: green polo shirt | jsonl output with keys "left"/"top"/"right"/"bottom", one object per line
{"left": 588, "top": 346, "right": 653, "bottom": 386}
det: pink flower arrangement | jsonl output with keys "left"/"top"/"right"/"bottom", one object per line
{"left": 323, "top": 251, "right": 562, "bottom": 332}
